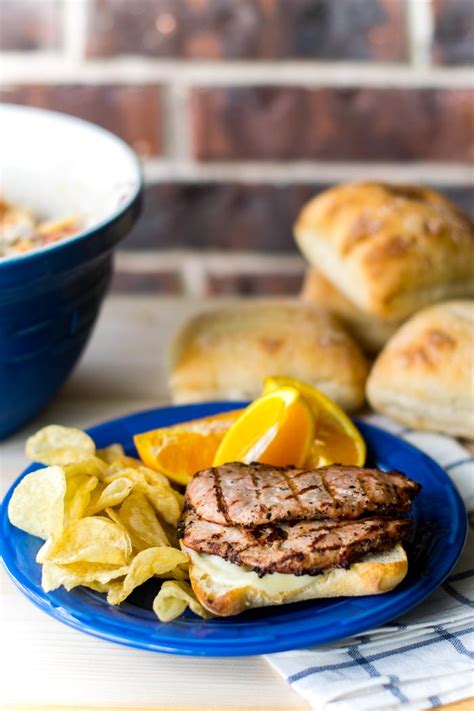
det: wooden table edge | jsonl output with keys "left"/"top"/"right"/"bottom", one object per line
{"left": 4, "top": 701, "right": 473, "bottom": 711}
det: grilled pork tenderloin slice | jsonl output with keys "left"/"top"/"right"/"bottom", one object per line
{"left": 180, "top": 507, "right": 411, "bottom": 577}
{"left": 186, "top": 462, "right": 420, "bottom": 527}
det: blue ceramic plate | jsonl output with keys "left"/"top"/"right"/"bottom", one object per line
{"left": 1, "top": 402, "right": 467, "bottom": 656}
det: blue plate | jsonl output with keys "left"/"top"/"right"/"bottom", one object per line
{"left": 1, "top": 402, "right": 467, "bottom": 656}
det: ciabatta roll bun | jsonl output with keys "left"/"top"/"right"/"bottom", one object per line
{"left": 294, "top": 182, "right": 474, "bottom": 320}
{"left": 185, "top": 544, "right": 408, "bottom": 617}
{"left": 367, "top": 300, "right": 474, "bottom": 438}
{"left": 169, "top": 302, "right": 369, "bottom": 412}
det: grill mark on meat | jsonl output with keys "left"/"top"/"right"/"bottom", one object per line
{"left": 249, "top": 466, "right": 268, "bottom": 520}
{"left": 281, "top": 468, "right": 306, "bottom": 515}
{"left": 213, "top": 469, "right": 232, "bottom": 525}
{"left": 357, "top": 472, "right": 369, "bottom": 502}
{"left": 384, "top": 478, "right": 398, "bottom": 506}
{"left": 298, "top": 484, "right": 325, "bottom": 496}
{"left": 320, "top": 471, "right": 340, "bottom": 508}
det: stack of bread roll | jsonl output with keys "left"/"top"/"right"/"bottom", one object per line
{"left": 296, "top": 182, "right": 474, "bottom": 438}
{"left": 169, "top": 182, "right": 474, "bottom": 439}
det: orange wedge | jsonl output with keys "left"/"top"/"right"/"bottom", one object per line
{"left": 134, "top": 410, "right": 242, "bottom": 486}
{"left": 213, "top": 387, "right": 314, "bottom": 467}
{"left": 263, "top": 376, "right": 366, "bottom": 467}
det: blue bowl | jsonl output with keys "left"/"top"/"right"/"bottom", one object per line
{"left": 0, "top": 105, "right": 143, "bottom": 438}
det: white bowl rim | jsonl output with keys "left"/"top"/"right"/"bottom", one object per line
{"left": 0, "top": 103, "right": 143, "bottom": 266}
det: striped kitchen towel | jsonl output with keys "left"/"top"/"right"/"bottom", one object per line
{"left": 266, "top": 415, "right": 474, "bottom": 711}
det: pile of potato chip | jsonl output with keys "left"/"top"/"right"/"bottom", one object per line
{"left": 7, "top": 425, "right": 211, "bottom": 622}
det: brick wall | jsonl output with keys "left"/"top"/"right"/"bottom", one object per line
{"left": 1, "top": 0, "right": 473, "bottom": 296}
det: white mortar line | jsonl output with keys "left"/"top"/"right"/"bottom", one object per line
{"left": 142, "top": 160, "right": 474, "bottom": 185}
{"left": 179, "top": 254, "right": 209, "bottom": 296}
{"left": 407, "top": 0, "right": 435, "bottom": 67}
{"left": 164, "top": 81, "right": 192, "bottom": 162}
{"left": 1, "top": 56, "right": 473, "bottom": 86}
{"left": 62, "top": 0, "right": 88, "bottom": 65}
{"left": 115, "top": 251, "right": 306, "bottom": 274}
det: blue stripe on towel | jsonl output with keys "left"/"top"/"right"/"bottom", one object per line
{"left": 434, "top": 626, "right": 474, "bottom": 660}
{"left": 442, "top": 582, "right": 474, "bottom": 609}
{"left": 288, "top": 627, "right": 474, "bottom": 684}
{"left": 445, "top": 458, "right": 474, "bottom": 471}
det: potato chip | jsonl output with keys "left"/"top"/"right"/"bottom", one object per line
{"left": 107, "top": 547, "right": 188, "bottom": 605}
{"left": 104, "top": 456, "right": 143, "bottom": 475}
{"left": 136, "top": 467, "right": 182, "bottom": 526}
{"left": 104, "top": 506, "right": 130, "bottom": 533}
{"left": 46, "top": 517, "right": 132, "bottom": 566}
{"left": 7, "top": 465, "right": 66, "bottom": 541}
{"left": 103, "top": 466, "right": 182, "bottom": 526}
{"left": 42, "top": 560, "right": 129, "bottom": 592}
{"left": 26, "top": 425, "right": 96, "bottom": 465}
{"left": 64, "top": 457, "right": 107, "bottom": 479}
{"left": 96, "top": 443, "right": 125, "bottom": 464}
{"left": 86, "top": 477, "right": 133, "bottom": 516}
{"left": 118, "top": 492, "right": 170, "bottom": 550}
{"left": 64, "top": 474, "right": 99, "bottom": 524}
{"left": 153, "top": 581, "right": 212, "bottom": 622}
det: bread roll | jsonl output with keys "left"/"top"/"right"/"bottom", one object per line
{"left": 295, "top": 183, "right": 474, "bottom": 320}
{"left": 302, "top": 268, "right": 401, "bottom": 353}
{"left": 169, "top": 302, "right": 369, "bottom": 412}
{"left": 367, "top": 301, "right": 474, "bottom": 438}
{"left": 186, "top": 544, "right": 408, "bottom": 617}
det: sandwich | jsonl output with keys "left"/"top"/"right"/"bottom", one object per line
{"left": 180, "top": 462, "right": 420, "bottom": 616}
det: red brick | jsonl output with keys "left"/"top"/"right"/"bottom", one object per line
{"left": 432, "top": 0, "right": 474, "bottom": 64}
{"left": 85, "top": 0, "right": 407, "bottom": 61}
{"left": 123, "top": 183, "right": 474, "bottom": 253}
{"left": 0, "top": 0, "right": 62, "bottom": 50}
{"left": 206, "top": 271, "right": 305, "bottom": 296}
{"left": 0, "top": 85, "right": 162, "bottom": 157}
{"left": 111, "top": 268, "right": 182, "bottom": 293}
{"left": 191, "top": 87, "right": 474, "bottom": 162}
{"left": 123, "top": 183, "right": 321, "bottom": 252}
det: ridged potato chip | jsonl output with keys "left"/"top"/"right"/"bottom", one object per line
{"left": 107, "top": 547, "right": 188, "bottom": 605}
{"left": 153, "top": 581, "right": 212, "bottom": 622}
{"left": 46, "top": 517, "right": 132, "bottom": 566}
{"left": 26, "top": 425, "right": 96, "bottom": 465}
{"left": 42, "top": 560, "right": 129, "bottom": 592}
{"left": 7, "top": 466, "right": 66, "bottom": 541}
{"left": 118, "top": 492, "right": 170, "bottom": 549}
{"left": 86, "top": 477, "right": 133, "bottom": 516}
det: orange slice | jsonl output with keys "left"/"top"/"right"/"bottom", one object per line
{"left": 134, "top": 410, "right": 242, "bottom": 486}
{"left": 213, "top": 387, "right": 314, "bottom": 468}
{"left": 263, "top": 376, "right": 366, "bottom": 467}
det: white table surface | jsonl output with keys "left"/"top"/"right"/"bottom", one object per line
{"left": 1, "top": 295, "right": 309, "bottom": 710}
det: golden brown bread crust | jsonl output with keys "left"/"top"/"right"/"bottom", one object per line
{"left": 301, "top": 268, "right": 401, "bottom": 352}
{"left": 188, "top": 545, "right": 409, "bottom": 617}
{"left": 367, "top": 300, "right": 474, "bottom": 438}
{"left": 295, "top": 183, "right": 474, "bottom": 320}
{"left": 169, "top": 302, "right": 369, "bottom": 412}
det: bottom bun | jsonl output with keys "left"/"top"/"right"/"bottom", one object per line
{"left": 301, "top": 268, "right": 401, "bottom": 353}
{"left": 185, "top": 544, "right": 408, "bottom": 617}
